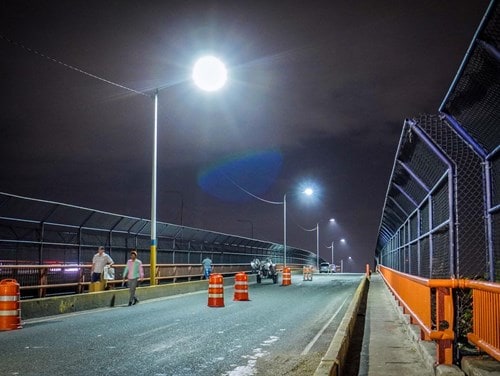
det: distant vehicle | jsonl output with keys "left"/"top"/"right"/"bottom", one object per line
{"left": 319, "top": 262, "right": 331, "bottom": 273}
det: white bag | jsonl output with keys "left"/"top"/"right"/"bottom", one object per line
{"left": 103, "top": 265, "right": 115, "bottom": 280}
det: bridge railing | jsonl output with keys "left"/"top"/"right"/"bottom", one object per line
{"left": 0, "top": 263, "right": 251, "bottom": 299}
{"left": 379, "top": 265, "right": 500, "bottom": 364}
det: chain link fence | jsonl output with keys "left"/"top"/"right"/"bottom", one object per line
{"left": 376, "top": 1, "right": 499, "bottom": 361}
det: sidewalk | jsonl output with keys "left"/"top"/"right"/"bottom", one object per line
{"left": 358, "top": 273, "right": 436, "bottom": 376}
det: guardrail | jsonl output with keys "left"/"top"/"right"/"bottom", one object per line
{"left": 378, "top": 265, "right": 500, "bottom": 364}
{"left": 0, "top": 263, "right": 250, "bottom": 298}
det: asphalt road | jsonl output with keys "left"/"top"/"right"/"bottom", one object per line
{"left": 1, "top": 273, "right": 363, "bottom": 376}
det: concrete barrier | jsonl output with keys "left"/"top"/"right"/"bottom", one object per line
{"left": 314, "top": 276, "right": 368, "bottom": 376}
{"left": 21, "top": 274, "right": 256, "bottom": 320}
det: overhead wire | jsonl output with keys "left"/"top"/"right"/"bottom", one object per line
{"left": 0, "top": 33, "right": 149, "bottom": 97}
{"left": 221, "top": 172, "right": 283, "bottom": 205}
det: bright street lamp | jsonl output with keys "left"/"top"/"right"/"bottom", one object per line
{"left": 192, "top": 56, "right": 227, "bottom": 91}
{"left": 150, "top": 56, "right": 227, "bottom": 285}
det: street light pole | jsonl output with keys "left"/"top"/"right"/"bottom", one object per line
{"left": 150, "top": 89, "right": 159, "bottom": 285}
{"left": 149, "top": 56, "right": 227, "bottom": 286}
{"left": 331, "top": 241, "right": 334, "bottom": 267}
{"left": 316, "top": 223, "right": 319, "bottom": 271}
{"left": 283, "top": 193, "right": 287, "bottom": 268}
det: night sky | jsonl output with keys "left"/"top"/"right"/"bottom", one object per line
{"left": 0, "top": 1, "right": 490, "bottom": 271}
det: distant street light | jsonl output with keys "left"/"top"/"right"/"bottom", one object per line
{"left": 326, "top": 238, "right": 346, "bottom": 271}
{"left": 150, "top": 56, "right": 227, "bottom": 285}
{"left": 284, "top": 188, "right": 314, "bottom": 267}
{"left": 300, "top": 216, "right": 336, "bottom": 271}
{"left": 226, "top": 180, "right": 313, "bottom": 268}
{"left": 341, "top": 256, "right": 353, "bottom": 273}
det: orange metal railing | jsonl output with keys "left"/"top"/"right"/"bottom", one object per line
{"left": 378, "top": 265, "right": 500, "bottom": 364}
{"left": 463, "top": 279, "right": 500, "bottom": 362}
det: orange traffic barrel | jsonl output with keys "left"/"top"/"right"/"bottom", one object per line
{"left": 208, "top": 273, "right": 225, "bottom": 307}
{"left": 233, "top": 272, "right": 250, "bottom": 301}
{"left": 0, "top": 279, "right": 22, "bottom": 331}
{"left": 282, "top": 267, "right": 291, "bottom": 286}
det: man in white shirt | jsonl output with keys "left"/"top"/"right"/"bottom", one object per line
{"left": 91, "top": 246, "right": 114, "bottom": 282}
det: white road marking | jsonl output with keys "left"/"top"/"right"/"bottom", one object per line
{"left": 301, "top": 296, "right": 348, "bottom": 355}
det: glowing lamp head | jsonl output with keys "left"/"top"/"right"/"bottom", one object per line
{"left": 192, "top": 56, "right": 227, "bottom": 92}
{"left": 303, "top": 188, "right": 314, "bottom": 196}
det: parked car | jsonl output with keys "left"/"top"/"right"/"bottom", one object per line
{"left": 319, "top": 262, "right": 331, "bottom": 273}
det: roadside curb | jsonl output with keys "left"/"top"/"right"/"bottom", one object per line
{"left": 313, "top": 276, "right": 368, "bottom": 376}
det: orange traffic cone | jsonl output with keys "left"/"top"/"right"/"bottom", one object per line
{"left": 208, "top": 274, "right": 225, "bottom": 307}
{"left": 0, "top": 279, "right": 22, "bottom": 331}
{"left": 282, "top": 267, "right": 291, "bottom": 286}
{"left": 233, "top": 272, "right": 250, "bottom": 301}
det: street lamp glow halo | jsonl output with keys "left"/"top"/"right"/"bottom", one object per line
{"left": 192, "top": 56, "right": 227, "bottom": 91}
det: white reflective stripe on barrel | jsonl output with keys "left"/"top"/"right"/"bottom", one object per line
{"left": 234, "top": 281, "right": 247, "bottom": 286}
{"left": 209, "top": 284, "right": 224, "bottom": 288}
{"left": 0, "top": 310, "right": 20, "bottom": 316}
{"left": 208, "top": 293, "right": 224, "bottom": 298}
{"left": 0, "top": 296, "right": 18, "bottom": 302}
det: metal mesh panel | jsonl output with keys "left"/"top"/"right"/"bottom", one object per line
{"left": 390, "top": 188, "right": 415, "bottom": 218}
{"left": 400, "top": 132, "right": 448, "bottom": 190}
{"left": 421, "top": 204, "right": 429, "bottom": 235}
{"left": 442, "top": 43, "right": 500, "bottom": 154}
{"left": 410, "top": 243, "right": 418, "bottom": 275}
{"left": 491, "top": 156, "right": 500, "bottom": 281}
{"left": 418, "top": 115, "right": 487, "bottom": 279}
{"left": 432, "top": 183, "right": 450, "bottom": 228}
{"left": 493, "top": 157, "right": 500, "bottom": 207}
{"left": 420, "top": 237, "right": 430, "bottom": 279}
{"left": 393, "top": 165, "right": 428, "bottom": 205}
{"left": 410, "top": 214, "right": 418, "bottom": 242}
{"left": 42, "top": 224, "right": 79, "bottom": 245}
{"left": 493, "top": 210, "right": 500, "bottom": 282}
{"left": 432, "top": 230, "right": 450, "bottom": 278}
{"left": 403, "top": 246, "right": 410, "bottom": 273}
{"left": 483, "top": 3, "right": 500, "bottom": 51}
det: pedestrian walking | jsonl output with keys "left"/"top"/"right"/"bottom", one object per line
{"left": 202, "top": 256, "right": 213, "bottom": 279}
{"left": 123, "top": 249, "right": 144, "bottom": 306}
